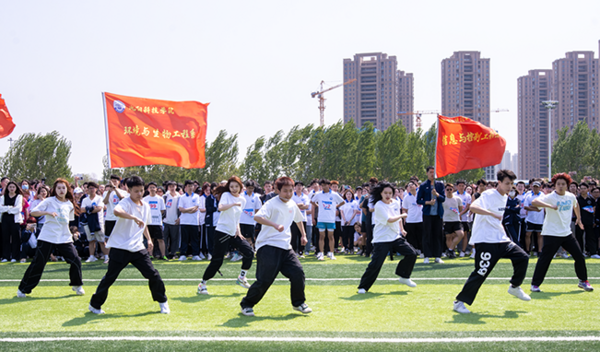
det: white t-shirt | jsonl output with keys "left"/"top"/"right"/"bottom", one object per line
{"left": 340, "top": 200, "right": 360, "bottom": 226}
{"left": 454, "top": 191, "right": 471, "bottom": 222}
{"left": 163, "top": 193, "right": 180, "bottom": 225}
{"left": 442, "top": 196, "right": 461, "bottom": 222}
{"left": 178, "top": 193, "right": 200, "bottom": 226}
{"left": 106, "top": 197, "right": 151, "bottom": 252}
{"left": 312, "top": 190, "right": 344, "bottom": 223}
{"left": 292, "top": 192, "right": 310, "bottom": 222}
{"left": 198, "top": 195, "right": 206, "bottom": 226}
{"left": 372, "top": 200, "right": 402, "bottom": 243}
{"left": 143, "top": 195, "right": 165, "bottom": 226}
{"left": 539, "top": 191, "right": 578, "bottom": 237}
{"left": 255, "top": 196, "right": 304, "bottom": 251}
{"left": 216, "top": 192, "right": 246, "bottom": 236}
{"left": 33, "top": 197, "right": 74, "bottom": 244}
{"left": 402, "top": 193, "right": 423, "bottom": 223}
{"left": 469, "top": 189, "right": 512, "bottom": 245}
{"left": 240, "top": 191, "right": 262, "bottom": 225}
{"left": 81, "top": 194, "right": 105, "bottom": 232}
{"left": 103, "top": 190, "right": 122, "bottom": 222}
{"left": 516, "top": 194, "right": 527, "bottom": 218}
{"left": 525, "top": 192, "right": 545, "bottom": 224}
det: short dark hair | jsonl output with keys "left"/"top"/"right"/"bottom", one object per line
{"left": 455, "top": 179, "right": 466, "bottom": 185}
{"left": 264, "top": 181, "right": 272, "bottom": 186}
{"left": 244, "top": 180, "right": 256, "bottom": 188}
{"left": 496, "top": 169, "right": 517, "bottom": 183}
{"left": 184, "top": 180, "right": 195, "bottom": 188}
{"left": 110, "top": 174, "right": 121, "bottom": 181}
{"left": 517, "top": 181, "right": 526, "bottom": 186}
{"left": 309, "top": 179, "right": 319, "bottom": 187}
{"left": 426, "top": 166, "right": 434, "bottom": 173}
{"left": 294, "top": 181, "right": 304, "bottom": 187}
{"left": 0, "top": 177, "right": 9, "bottom": 182}
{"left": 570, "top": 181, "right": 579, "bottom": 188}
{"left": 580, "top": 182, "right": 589, "bottom": 189}
{"left": 445, "top": 183, "right": 454, "bottom": 189}
{"left": 319, "top": 178, "right": 331, "bottom": 185}
{"left": 87, "top": 182, "right": 99, "bottom": 189}
{"left": 369, "top": 177, "right": 379, "bottom": 184}
{"left": 126, "top": 176, "right": 144, "bottom": 189}
{"left": 275, "top": 177, "right": 294, "bottom": 191}
{"left": 147, "top": 181, "right": 158, "bottom": 188}
{"left": 476, "top": 178, "right": 487, "bottom": 186}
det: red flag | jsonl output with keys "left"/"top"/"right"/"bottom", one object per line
{"left": 435, "top": 115, "right": 506, "bottom": 178}
{"left": 103, "top": 92, "right": 208, "bottom": 169}
{"left": 0, "top": 94, "right": 16, "bottom": 139}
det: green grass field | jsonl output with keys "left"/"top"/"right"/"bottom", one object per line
{"left": 1, "top": 254, "right": 599, "bottom": 351}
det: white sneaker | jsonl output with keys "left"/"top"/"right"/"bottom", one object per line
{"left": 72, "top": 286, "right": 85, "bottom": 295}
{"left": 241, "top": 307, "right": 255, "bottom": 316}
{"left": 419, "top": 253, "right": 424, "bottom": 259}
{"left": 561, "top": 252, "right": 570, "bottom": 259}
{"left": 178, "top": 255, "right": 187, "bottom": 261}
{"left": 423, "top": 257, "right": 430, "bottom": 264}
{"left": 197, "top": 282, "right": 209, "bottom": 295}
{"left": 469, "top": 251, "right": 476, "bottom": 259}
{"left": 327, "top": 252, "right": 336, "bottom": 260}
{"left": 88, "top": 304, "right": 105, "bottom": 314}
{"left": 398, "top": 277, "right": 417, "bottom": 287}
{"left": 508, "top": 285, "right": 531, "bottom": 301}
{"left": 199, "top": 253, "right": 206, "bottom": 260}
{"left": 358, "top": 288, "right": 367, "bottom": 294}
{"left": 11, "top": 259, "right": 16, "bottom": 263}
{"left": 531, "top": 285, "right": 541, "bottom": 292}
{"left": 17, "top": 289, "right": 26, "bottom": 298}
{"left": 86, "top": 256, "right": 98, "bottom": 263}
{"left": 441, "top": 252, "right": 447, "bottom": 258}
{"left": 435, "top": 258, "right": 444, "bottom": 264}
{"left": 159, "top": 301, "right": 170, "bottom": 314}
{"left": 459, "top": 251, "right": 465, "bottom": 257}
{"left": 293, "top": 303, "right": 312, "bottom": 314}
{"left": 317, "top": 252, "right": 324, "bottom": 261}
{"left": 192, "top": 255, "right": 202, "bottom": 261}
{"left": 453, "top": 300, "right": 470, "bottom": 314}
{"left": 207, "top": 254, "right": 212, "bottom": 261}
{"left": 1, "top": 259, "right": 7, "bottom": 263}
{"left": 591, "top": 254, "right": 600, "bottom": 259}
{"left": 103, "top": 256, "right": 110, "bottom": 264}
{"left": 237, "top": 276, "right": 251, "bottom": 289}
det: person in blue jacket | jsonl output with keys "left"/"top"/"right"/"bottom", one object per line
{"left": 416, "top": 166, "right": 446, "bottom": 264}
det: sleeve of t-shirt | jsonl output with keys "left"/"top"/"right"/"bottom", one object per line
{"left": 32, "top": 198, "right": 49, "bottom": 213}
{"left": 220, "top": 192, "right": 233, "bottom": 206}
{"left": 472, "top": 191, "right": 487, "bottom": 209}
{"left": 198, "top": 196, "right": 206, "bottom": 210}
{"left": 537, "top": 193, "right": 552, "bottom": 205}
{"left": 255, "top": 200, "right": 272, "bottom": 219}
{"left": 114, "top": 199, "right": 130, "bottom": 216}
{"left": 159, "top": 197, "right": 166, "bottom": 211}
{"left": 401, "top": 197, "right": 409, "bottom": 211}
{"left": 312, "top": 193, "right": 320, "bottom": 205}
{"left": 69, "top": 203, "right": 75, "bottom": 221}
{"left": 334, "top": 193, "right": 344, "bottom": 204}
{"left": 373, "top": 203, "right": 388, "bottom": 225}
{"left": 255, "top": 196, "right": 262, "bottom": 211}
{"left": 146, "top": 204, "right": 152, "bottom": 224}
{"left": 293, "top": 204, "right": 304, "bottom": 223}
{"left": 571, "top": 194, "right": 578, "bottom": 209}
{"left": 524, "top": 195, "right": 532, "bottom": 207}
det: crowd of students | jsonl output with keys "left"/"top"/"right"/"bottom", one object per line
{"left": 1, "top": 168, "right": 598, "bottom": 315}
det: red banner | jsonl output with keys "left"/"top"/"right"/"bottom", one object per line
{"left": 103, "top": 92, "right": 208, "bottom": 169}
{"left": 0, "top": 94, "right": 16, "bottom": 139}
{"left": 435, "top": 115, "right": 506, "bottom": 178}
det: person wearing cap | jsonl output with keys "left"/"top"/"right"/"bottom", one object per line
{"left": 524, "top": 181, "right": 545, "bottom": 256}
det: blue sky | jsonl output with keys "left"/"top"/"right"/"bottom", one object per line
{"left": 1, "top": 0, "right": 599, "bottom": 179}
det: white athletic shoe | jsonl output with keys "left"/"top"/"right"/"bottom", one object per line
{"left": 178, "top": 255, "right": 187, "bottom": 261}
{"left": 459, "top": 251, "right": 465, "bottom": 258}
{"left": 561, "top": 252, "right": 570, "bottom": 259}
{"left": 192, "top": 255, "right": 202, "bottom": 261}
{"left": 231, "top": 253, "right": 243, "bottom": 262}
{"left": 293, "top": 303, "right": 312, "bottom": 314}
{"left": 469, "top": 251, "right": 476, "bottom": 259}
{"left": 327, "top": 252, "right": 336, "bottom": 260}
{"left": 86, "top": 256, "right": 98, "bottom": 263}
{"left": 317, "top": 252, "right": 324, "bottom": 261}
{"left": 88, "top": 304, "right": 105, "bottom": 314}
{"left": 357, "top": 288, "right": 367, "bottom": 294}
{"left": 237, "top": 276, "right": 251, "bottom": 289}
{"left": 423, "top": 257, "right": 430, "bottom": 264}
{"left": 419, "top": 253, "right": 424, "bottom": 259}
{"left": 72, "top": 286, "right": 85, "bottom": 295}
{"left": 207, "top": 254, "right": 212, "bottom": 261}
{"left": 103, "top": 256, "right": 109, "bottom": 264}
{"left": 591, "top": 254, "right": 600, "bottom": 259}
{"left": 398, "top": 277, "right": 417, "bottom": 287}
{"left": 16, "top": 289, "right": 26, "bottom": 298}
{"left": 197, "top": 282, "right": 209, "bottom": 295}
{"left": 453, "top": 300, "right": 470, "bottom": 314}
{"left": 241, "top": 307, "right": 255, "bottom": 316}
{"left": 159, "top": 301, "right": 170, "bottom": 314}
{"left": 531, "top": 285, "right": 541, "bottom": 293}
{"left": 435, "top": 258, "right": 444, "bottom": 264}
{"left": 508, "top": 285, "right": 531, "bottom": 301}
{"left": 10, "top": 259, "right": 16, "bottom": 263}
{"left": 199, "top": 253, "right": 206, "bottom": 260}
{"left": 1, "top": 259, "right": 7, "bottom": 263}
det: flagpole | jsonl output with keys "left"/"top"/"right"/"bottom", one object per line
{"left": 102, "top": 92, "right": 111, "bottom": 169}
{"left": 434, "top": 115, "right": 439, "bottom": 179}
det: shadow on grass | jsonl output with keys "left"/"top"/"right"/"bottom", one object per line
{"left": 221, "top": 313, "right": 307, "bottom": 328}
{"left": 170, "top": 292, "right": 243, "bottom": 303}
{"left": 529, "top": 290, "right": 585, "bottom": 300}
{"left": 62, "top": 311, "right": 157, "bottom": 327}
{"left": 0, "top": 294, "right": 73, "bottom": 304}
{"left": 446, "top": 310, "right": 527, "bottom": 325}
{"left": 340, "top": 290, "right": 409, "bottom": 301}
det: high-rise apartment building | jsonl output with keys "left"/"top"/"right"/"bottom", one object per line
{"left": 518, "top": 70, "right": 553, "bottom": 180}
{"left": 397, "top": 70, "right": 414, "bottom": 133}
{"left": 441, "top": 51, "right": 493, "bottom": 179}
{"left": 343, "top": 52, "right": 414, "bottom": 131}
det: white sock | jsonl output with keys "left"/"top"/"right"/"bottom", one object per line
{"left": 240, "top": 270, "right": 247, "bottom": 279}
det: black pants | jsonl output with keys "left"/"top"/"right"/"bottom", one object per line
{"left": 291, "top": 222, "right": 306, "bottom": 254}
{"left": 532, "top": 234, "right": 587, "bottom": 286}
{"left": 575, "top": 223, "right": 597, "bottom": 255}
{"left": 163, "top": 223, "right": 180, "bottom": 257}
{"left": 342, "top": 225, "right": 354, "bottom": 251}
{"left": 90, "top": 248, "right": 167, "bottom": 309}
{"left": 180, "top": 225, "right": 200, "bottom": 256}
{"left": 18, "top": 240, "right": 83, "bottom": 294}
{"left": 334, "top": 221, "right": 342, "bottom": 250}
{"left": 422, "top": 215, "right": 443, "bottom": 258}
{"left": 405, "top": 222, "right": 423, "bottom": 251}
{"left": 240, "top": 224, "right": 255, "bottom": 242}
{"left": 456, "top": 242, "right": 529, "bottom": 305}
{"left": 358, "top": 237, "right": 417, "bottom": 292}
{"left": 505, "top": 222, "right": 520, "bottom": 244}
{"left": 241, "top": 246, "right": 305, "bottom": 308}
{"left": 365, "top": 221, "right": 374, "bottom": 256}
{"left": 201, "top": 225, "right": 215, "bottom": 255}
{"left": 202, "top": 230, "right": 253, "bottom": 281}
{"left": 2, "top": 219, "right": 20, "bottom": 260}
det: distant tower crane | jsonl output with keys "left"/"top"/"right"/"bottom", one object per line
{"left": 311, "top": 78, "right": 356, "bottom": 127}
{"left": 397, "top": 109, "right": 509, "bottom": 129}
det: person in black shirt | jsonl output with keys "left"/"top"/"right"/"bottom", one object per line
{"left": 575, "top": 182, "right": 596, "bottom": 256}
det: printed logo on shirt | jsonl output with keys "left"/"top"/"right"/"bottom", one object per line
{"left": 57, "top": 206, "right": 69, "bottom": 224}
{"left": 557, "top": 200, "right": 573, "bottom": 212}
{"left": 112, "top": 196, "right": 119, "bottom": 205}
{"left": 243, "top": 209, "right": 254, "bottom": 217}
{"left": 450, "top": 207, "right": 459, "bottom": 214}
{"left": 166, "top": 199, "right": 172, "bottom": 209}
{"left": 583, "top": 205, "right": 594, "bottom": 213}
{"left": 149, "top": 201, "right": 158, "bottom": 209}
{"left": 323, "top": 201, "right": 333, "bottom": 210}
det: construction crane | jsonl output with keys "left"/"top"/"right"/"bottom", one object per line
{"left": 397, "top": 109, "right": 509, "bottom": 129}
{"left": 311, "top": 78, "right": 356, "bottom": 127}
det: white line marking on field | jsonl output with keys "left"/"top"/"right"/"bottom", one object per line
{"left": 0, "top": 277, "right": 598, "bottom": 283}
{"left": 1, "top": 336, "right": 600, "bottom": 343}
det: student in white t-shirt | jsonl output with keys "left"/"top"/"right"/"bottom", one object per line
{"left": 177, "top": 180, "right": 201, "bottom": 261}
{"left": 402, "top": 181, "right": 423, "bottom": 255}
{"left": 89, "top": 176, "right": 169, "bottom": 315}
{"left": 82, "top": 182, "right": 108, "bottom": 264}
{"left": 239, "top": 177, "right": 311, "bottom": 317}
{"left": 291, "top": 181, "right": 310, "bottom": 257}
{"left": 143, "top": 182, "right": 167, "bottom": 259}
{"left": 454, "top": 170, "right": 531, "bottom": 314}
{"left": 239, "top": 180, "right": 262, "bottom": 250}
{"left": 310, "top": 179, "right": 344, "bottom": 261}
{"left": 102, "top": 175, "right": 126, "bottom": 241}
{"left": 199, "top": 176, "right": 254, "bottom": 295}
{"left": 530, "top": 173, "right": 594, "bottom": 292}
{"left": 442, "top": 184, "right": 464, "bottom": 259}
{"left": 17, "top": 178, "right": 84, "bottom": 298}
{"left": 340, "top": 188, "right": 360, "bottom": 254}
{"left": 357, "top": 182, "right": 417, "bottom": 294}
{"left": 524, "top": 181, "right": 545, "bottom": 255}
{"left": 162, "top": 181, "right": 180, "bottom": 259}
